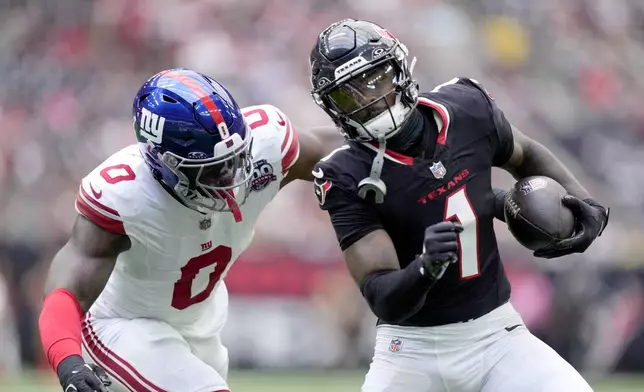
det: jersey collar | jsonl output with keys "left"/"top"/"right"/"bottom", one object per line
{"left": 363, "top": 142, "right": 414, "bottom": 165}
{"left": 417, "top": 96, "right": 451, "bottom": 145}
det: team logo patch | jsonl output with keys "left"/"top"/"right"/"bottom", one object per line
{"left": 138, "top": 107, "right": 166, "bottom": 144}
{"left": 251, "top": 159, "right": 277, "bottom": 191}
{"left": 389, "top": 338, "right": 403, "bottom": 353}
{"left": 429, "top": 161, "right": 447, "bottom": 179}
{"left": 314, "top": 179, "right": 332, "bottom": 206}
{"left": 519, "top": 178, "right": 548, "bottom": 195}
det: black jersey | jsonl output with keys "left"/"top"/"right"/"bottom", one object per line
{"left": 314, "top": 78, "right": 515, "bottom": 327}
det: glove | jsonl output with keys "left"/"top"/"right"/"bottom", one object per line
{"left": 533, "top": 196, "right": 609, "bottom": 259}
{"left": 57, "top": 355, "right": 111, "bottom": 392}
{"left": 419, "top": 221, "right": 464, "bottom": 280}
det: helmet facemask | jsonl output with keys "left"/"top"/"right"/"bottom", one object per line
{"left": 159, "top": 131, "right": 253, "bottom": 215}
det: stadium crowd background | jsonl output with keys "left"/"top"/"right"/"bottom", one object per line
{"left": 1, "top": 0, "right": 643, "bottom": 382}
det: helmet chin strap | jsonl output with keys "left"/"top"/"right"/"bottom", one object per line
{"left": 358, "top": 134, "right": 387, "bottom": 203}
{"left": 409, "top": 56, "right": 417, "bottom": 75}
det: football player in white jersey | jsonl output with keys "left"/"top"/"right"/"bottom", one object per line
{"left": 38, "top": 68, "right": 342, "bottom": 392}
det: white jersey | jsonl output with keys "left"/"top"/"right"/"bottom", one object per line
{"left": 75, "top": 104, "right": 299, "bottom": 337}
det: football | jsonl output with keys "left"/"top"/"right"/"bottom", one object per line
{"left": 503, "top": 176, "right": 575, "bottom": 251}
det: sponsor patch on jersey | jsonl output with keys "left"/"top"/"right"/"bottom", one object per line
{"left": 251, "top": 159, "right": 277, "bottom": 191}
{"left": 519, "top": 178, "right": 547, "bottom": 195}
{"left": 314, "top": 178, "right": 332, "bottom": 205}
{"left": 429, "top": 161, "right": 447, "bottom": 179}
{"left": 389, "top": 338, "right": 403, "bottom": 353}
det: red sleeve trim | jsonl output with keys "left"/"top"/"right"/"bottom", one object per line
{"left": 80, "top": 185, "right": 120, "bottom": 216}
{"left": 39, "top": 289, "right": 84, "bottom": 372}
{"left": 76, "top": 191, "right": 125, "bottom": 235}
{"left": 417, "top": 97, "right": 451, "bottom": 145}
{"left": 281, "top": 120, "right": 300, "bottom": 174}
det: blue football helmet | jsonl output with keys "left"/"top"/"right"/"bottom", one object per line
{"left": 133, "top": 68, "right": 252, "bottom": 215}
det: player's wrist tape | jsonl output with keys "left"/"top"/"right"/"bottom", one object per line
{"left": 39, "top": 288, "right": 84, "bottom": 371}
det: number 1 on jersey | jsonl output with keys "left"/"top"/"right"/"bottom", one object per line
{"left": 444, "top": 187, "right": 480, "bottom": 279}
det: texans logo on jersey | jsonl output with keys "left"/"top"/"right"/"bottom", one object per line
{"left": 314, "top": 178, "right": 332, "bottom": 206}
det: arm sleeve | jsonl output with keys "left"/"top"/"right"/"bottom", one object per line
{"left": 38, "top": 289, "right": 84, "bottom": 371}
{"left": 315, "top": 177, "right": 383, "bottom": 251}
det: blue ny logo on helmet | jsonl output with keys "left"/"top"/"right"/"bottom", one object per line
{"left": 133, "top": 68, "right": 252, "bottom": 218}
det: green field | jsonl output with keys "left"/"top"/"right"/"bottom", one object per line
{"left": 2, "top": 371, "right": 644, "bottom": 392}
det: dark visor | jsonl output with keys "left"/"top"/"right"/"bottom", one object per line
{"left": 180, "top": 151, "right": 249, "bottom": 189}
{"left": 327, "top": 61, "right": 399, "bottom": 124}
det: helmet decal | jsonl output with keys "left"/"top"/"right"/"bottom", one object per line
{"left": 138, "top": 107, "right": 166, "bottom": 144}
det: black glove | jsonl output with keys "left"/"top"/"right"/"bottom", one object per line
{"left": 57, "top": 355, "right": 111, "bottom": 392}
{"left": 533, "top": 196, "right": 609, "bottom": 259}
{"left": 419, "top": 221, "right": 464, "bottom": 280}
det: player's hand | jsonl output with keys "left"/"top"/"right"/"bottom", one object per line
{"left": 420, "top": 221, "right": 464, "bottom": 280}
{"left": 57, "top": 355, "right": 111, "bottom": 392}
{"left": 533, "top": 196, "right": 609, "bottom": 259}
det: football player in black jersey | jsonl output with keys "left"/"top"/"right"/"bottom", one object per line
{"left": 309, "top": 19, "right": 609, "bottom": 392}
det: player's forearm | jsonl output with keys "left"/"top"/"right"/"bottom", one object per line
{"left": 508, "top": 140, "right": 591, "bottom": 200}
{"left": 360, "top": 257, "right": 435, "bottom": 323}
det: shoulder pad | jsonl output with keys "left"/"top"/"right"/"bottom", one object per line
{"left": 76, "top": 146, "right": 146, "bottom": 236}
{"left": 312, "top": 143, "right": 371, "bottom": 207}
{"left": 423, "top": 77, "right": 492, "bottom": 100}
{"left": 243, "top": 104, "right": 300, "bottom": 176}
{"left": 419, "top": 77, "right": 495, "bottom": 129}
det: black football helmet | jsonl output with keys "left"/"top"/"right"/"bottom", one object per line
{"left": 310, "top": 19, "right": 418, "bottom": 142}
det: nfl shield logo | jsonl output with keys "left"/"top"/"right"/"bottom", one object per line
{"left": 429, "top": 161, "right": 447, "bottom": 179}
{"left": 389, "top": 338, "right": 403, "bottom": 353}
{"left": 199, "top": 218, "right": 212, "bottom": 231}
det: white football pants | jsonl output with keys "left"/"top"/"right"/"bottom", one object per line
{"left": 362, "top": 302, "right": 593, "bottom": 392}
{"left": 81, "top": 285, "right": 230, "bottom": 392}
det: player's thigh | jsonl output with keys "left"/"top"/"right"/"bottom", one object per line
{"left": 361, "top": 332, "right": 439, "bottom": 392}
{"left": 482, "top": 328, "right": 593, "bottom": 392}
{"left": 81, "top": 315, "right": 229, "bottom": 392}
{"left": 188, "top": 331, "right": 229, "bottom": 381}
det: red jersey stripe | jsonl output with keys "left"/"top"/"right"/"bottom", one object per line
{"left": 418, "top": 97, "right": 450, "bottom": 145}
{"left": 75, "top": 196, "right": 125, "bottom": 235}
{"left": 281, "top": 121, "right": 300, "bottom": 173}
{"left": 82, "top": 317, "right": 166, "bottom": 392}
{"left": 80, "top": 186, "right": 120, "bottom": 217}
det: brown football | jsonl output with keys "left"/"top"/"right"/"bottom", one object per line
{"left": 504, "top": 176, "right": 575, "bottom": 251}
